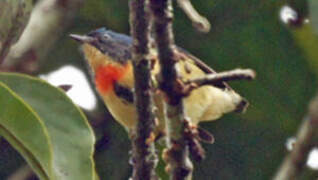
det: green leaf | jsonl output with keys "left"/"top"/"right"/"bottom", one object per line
{"left": 0, "top": 73, "right": 96, "bottom": 180}
{"left": 0, "top": 82, "right": 51, "bottom": 180}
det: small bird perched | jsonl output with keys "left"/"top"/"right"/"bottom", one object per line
{"left": 70, "top": 28, "right": 248, "bottom": 135}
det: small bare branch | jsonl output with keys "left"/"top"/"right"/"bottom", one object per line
{"left": 186, "top": 69, "right": 256, "bottom": 87}
{"left": 177, "top": 0, "right": 211, "bottom": 33}
{"left": 273, "top": 94, "right": 318, "bottom": 180}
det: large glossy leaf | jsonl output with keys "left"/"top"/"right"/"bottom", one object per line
{"left": 0, "top": 82, "right": 51, "bottom": 180}
{"left": 0, "top": 73, "right": 96, "bottom": 180}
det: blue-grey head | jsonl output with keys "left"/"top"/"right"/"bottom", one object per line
{"left": 70, "top": 28, "right": 132, "bottom": 63}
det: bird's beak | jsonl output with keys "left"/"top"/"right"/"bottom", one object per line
{"left": 69, "top": 34, "right": 95, "bottom": 43}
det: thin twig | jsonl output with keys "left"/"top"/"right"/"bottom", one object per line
{"left": 273, "top": 94, "right": 318, "bottom": 180}
{"left": 150, "top": 0, "right": 193, "bottom": 179}
{"left": 186, "top": 69, "right": 256, "bottom": 87}
{"left": 129, "top": 0, "right": 158, "bottom": 179}
{"left": 176, "top": 0, "right": 210, "bottom": 33}
{"left": 2, "top": 0, "right": 83, "bottom": 73}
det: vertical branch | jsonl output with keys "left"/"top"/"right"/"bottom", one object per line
{"left": 149, "top": 0, "right": 193, "bottom": 179}
{"left": 273, "top": 94, "right": 318, "bottom": 180}
{"left": 129, "top": 0, "right": 158, "bottom": 179}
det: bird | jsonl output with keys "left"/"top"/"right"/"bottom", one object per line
{"left": 70, "top": 28, "right": 248, "bottom": 137}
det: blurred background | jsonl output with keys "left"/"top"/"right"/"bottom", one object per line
{"left": 1, "top": 0, "right": 318, "bottom": 179}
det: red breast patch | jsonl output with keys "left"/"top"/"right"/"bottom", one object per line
{"left": 95, "top": 64, "right": 127, "bottom": 94}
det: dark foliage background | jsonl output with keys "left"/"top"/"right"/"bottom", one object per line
{"left": 1, "top": 0, "right": 318, "bottom": 179}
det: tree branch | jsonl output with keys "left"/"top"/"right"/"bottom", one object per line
{"left": 273, "top": 94, "right": 318, "bottom": 180}
{"left": 0, "top": 0, "right": 36, "bottom": 65}
{"left": 150, "top": 0, "right": 193, "bottom": 179}
{"left": 176, "top": 0, "right": 210, "bottom": 33}
{"left": 2, "top": 0, "right": 83, "bottom": 73}
{"left": 186, "top": 69, "right": 255, "bottom": 87}
{"left": 129, "top": 0, "right": 158, "bottom": 179}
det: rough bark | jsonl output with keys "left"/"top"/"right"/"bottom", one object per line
{"left": 129, "top": 0, "right": 158, "bottom": 179}
{"left": 150, "top": 0, "right": 193, "bottom": 179}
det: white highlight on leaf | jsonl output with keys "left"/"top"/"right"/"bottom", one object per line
{"left": 285, "top": 137, "right": 318, "bottom": 170}
{"left": 304, "top": 18, "right": 310, "bottom": 24}
{"left": 285, "top": 137, "right": 296, "bottom": 151}
{"left": 280, "top": 5, "right": 298, "bottom": 24}
{"left": 307, "top": 148, "right": 318, "bottom": 170}
{"left": 40, "top": 65, "right": 97, "bottom": 110}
